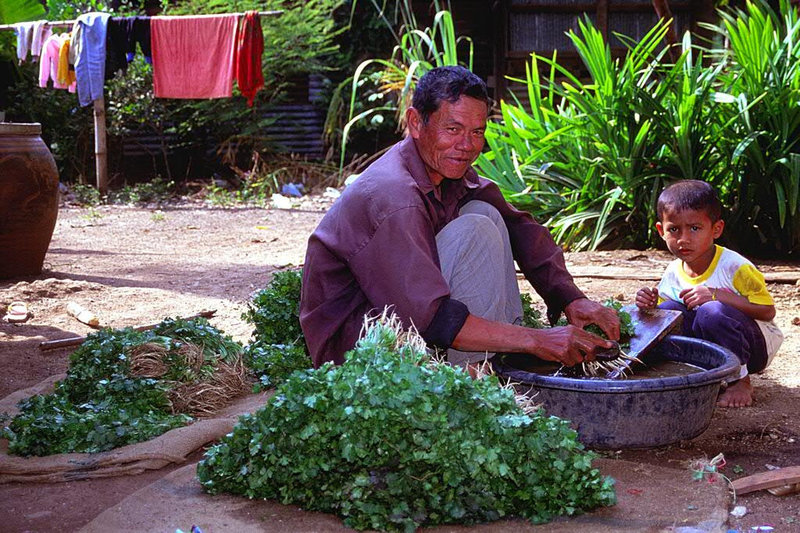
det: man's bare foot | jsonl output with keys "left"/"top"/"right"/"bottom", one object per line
{"left": 717, "top": 375, "right": 753, "bottom": 408}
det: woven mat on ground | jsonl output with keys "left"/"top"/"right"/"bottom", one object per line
{"left": 0, "top": 375, "right": 270, "bottom": 483}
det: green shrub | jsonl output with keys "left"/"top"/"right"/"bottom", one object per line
{"left": 243, "top": 269, "right": 304, "bottom": 346}
{"left": 705, "top": 0, "right": 800, "bottom": 256}
{"left": 244, "top": 341, "right": 310, "bottom": 389}
{"left": 71, "top": 184, "right": 102, "bottom": 206}
{"left": 197, "top": 319, "right": 615, "bottom": 531}
{"left": 107, "top": 177, "right": 174, "bottom": 205}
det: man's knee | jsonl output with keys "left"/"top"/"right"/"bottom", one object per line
{"left": 459, "top": 200, "right": 502, "bottom": 222}
{"left": 439, "top": 213, "right": 504, "bottom": 257}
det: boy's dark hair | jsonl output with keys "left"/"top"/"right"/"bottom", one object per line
{"left": 657, "top": 180, "right": 723, "bottom": 222}
{"left": 412, "top": 66, "right": 489, "bottom": 124}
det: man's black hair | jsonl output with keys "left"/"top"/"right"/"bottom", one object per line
{"left": 657, "top": 180, "right": 723, "bottom": 222}
{"left": 412, "top": 66, "right": 488, "bottom": 123}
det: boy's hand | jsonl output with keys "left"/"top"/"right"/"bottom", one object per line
{"left": 635, "top": 287, "right": 658, "bottom": 309}
{"left": 679, "top": 286, "right": 715, "bottom": 310}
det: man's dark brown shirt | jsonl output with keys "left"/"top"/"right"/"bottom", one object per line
{"left": 300, "top": 136, "right": 585, "bottom": 367}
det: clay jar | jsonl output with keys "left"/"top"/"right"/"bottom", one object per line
{"left": 0, "top": 123, "right": 59, "bottom": 279}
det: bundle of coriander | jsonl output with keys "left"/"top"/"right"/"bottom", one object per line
{"left": 2, "top": 318, "right": 246, "bottom": 456}
{"left": 197, "top": 313, "right": 615, "bottom": 531}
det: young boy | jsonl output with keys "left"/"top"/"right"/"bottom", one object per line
{"left": 636, "top": 180, "right": 783, "bottom": 408}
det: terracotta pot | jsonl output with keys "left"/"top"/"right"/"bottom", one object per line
{"left": 0, "top": 123, "right": 59, "bottom": 279}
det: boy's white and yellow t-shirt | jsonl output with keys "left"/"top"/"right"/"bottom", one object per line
{"left": 658, "top": 245, "right": 784, "bottom": 372}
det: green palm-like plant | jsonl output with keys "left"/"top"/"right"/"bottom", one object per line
{"left": 476, "top": 15, "right": 744, "bottom": 252}
{"left": 477, "top": 17, "right": 673, "bottom": 250}
{"left": 703, "top": 0, "right": 800, "bottom": 256}
{"left": 338, "top": 2, "right": 472, "bottom": 167}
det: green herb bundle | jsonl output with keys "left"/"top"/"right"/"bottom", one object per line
{"left": 547, "top": 297, "right": 635, "bottom": 348}
{"left": 583, "top": 299, "right": 635, "bottom": 347}
{"left": 242, "top": 269, "right": 311, "bottom": 388}
{"left": 243, "top": 269, "right": 304, "bottom": 346}
{"left": 197, "top": 320, "right": 615, "bottom": 531}
{"left": 2, "top": 318, "right": 243, "bottom": 457}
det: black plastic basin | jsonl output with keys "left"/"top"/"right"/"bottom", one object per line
{"left": 493, "top": 335, "right": 741, "bottom": 449}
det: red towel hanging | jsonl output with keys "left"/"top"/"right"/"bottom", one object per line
{"left": 234, "top": 10, "right": 264, "bottom": 107}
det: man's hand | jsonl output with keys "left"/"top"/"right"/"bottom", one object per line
{"left": 564, "top": 297, "right": 620, "bottom": 341}
{"left": 451, "top": 312, "right": 616, "bottom": 367}
{"left": 636, "top": 287, "right": 659, "bottom": 309}
{"left": 531, "top": 325, "right": 615, "bottom": 367}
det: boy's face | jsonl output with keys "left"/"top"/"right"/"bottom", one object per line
{"left": 656, "top": 208, "right": 724, "bottom": 273}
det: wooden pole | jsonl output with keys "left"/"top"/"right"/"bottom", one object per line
{"left": 652, "top": 0, "right": 681, "bottom": 63}
{"left": 39, "top": 309, "right": 217, "bottom": 351}
{"left": 92, "top": 96, "right": 108, "bottom": 195}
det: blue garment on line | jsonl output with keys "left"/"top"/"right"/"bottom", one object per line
{"left": 75, "top": 12, "right": 111, "bottom": 107}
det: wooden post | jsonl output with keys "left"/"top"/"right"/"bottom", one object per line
{"left": 597, "top": 0, "right": 609, "bottom": 41}
{"left": 92, "top": 96, "right": 108, "bottom": 196}
{"left": 652, "top": 0, "right": 680, "bottom": 63}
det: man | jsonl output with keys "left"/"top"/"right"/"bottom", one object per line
{"left": 301, "top": 66, "right": 619, "bottom": 369}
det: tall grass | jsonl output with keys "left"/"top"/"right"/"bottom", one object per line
{"left": 478, "top": 2, "right": 800, "bottom": 256}
{"left": 336, "top": 0, "right": 472, "bottom": 167}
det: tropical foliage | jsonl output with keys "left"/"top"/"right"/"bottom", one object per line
{"left": 0, "top": 0, "right": 45, "bottom": 24}
{"left": 704, "top": 0, "right": 800, "bottom": 255}
{"left": 333, "top": 0, "right": 471, "bottom": 167}
{"left": 476, "top": 0, "right": 800, "bottom": 256}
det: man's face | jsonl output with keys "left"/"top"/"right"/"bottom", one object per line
{"left": 407, "top": 96, "right": 488, "bottom": 186}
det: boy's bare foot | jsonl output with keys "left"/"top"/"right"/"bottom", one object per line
{"left": 717, "top": 375, "right": 753, "bottom": 408}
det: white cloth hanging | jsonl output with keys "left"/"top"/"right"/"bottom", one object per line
{"left": 13, "top": 21, "right": 52, "bottom": 63}
{"left": 30, "top": 21, "right": 52, "bottom": 58}
{"left": 14, "top": 22, "right": 34, "bottom": 62}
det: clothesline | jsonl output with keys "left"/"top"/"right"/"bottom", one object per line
{"left": 0, "top": 11, "right": 283, "bottom": 30}
{"left": 1, "top": 10, "right": 282, "bottom": 196}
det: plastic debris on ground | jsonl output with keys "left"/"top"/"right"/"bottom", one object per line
{"left": 280, "top": 182, "right": 304, "bottom": 197}
{"left": 730, "top": 505, "right": 748, "bottom": 518}
{"left": 3, "top": 301, "right": 31, "bottom": 323}
{"left": 344, "top": 173, "right": 360, "bottom": 186}
{"left": 323, "top": 186, "right": 341, "bottom": 199}
{"left": 690, "top": 453, "right": 726, "bottom": 483}
{"left": 270, "top": 193, "right": 294, "bottom": 210}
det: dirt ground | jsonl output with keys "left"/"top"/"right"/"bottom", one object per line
{"left": 1, "top": 196, "right": 799, "bottom": 532}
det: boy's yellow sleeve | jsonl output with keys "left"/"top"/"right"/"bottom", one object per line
{"left": 732, "top": 264, "right": 774, "bottom": 306}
